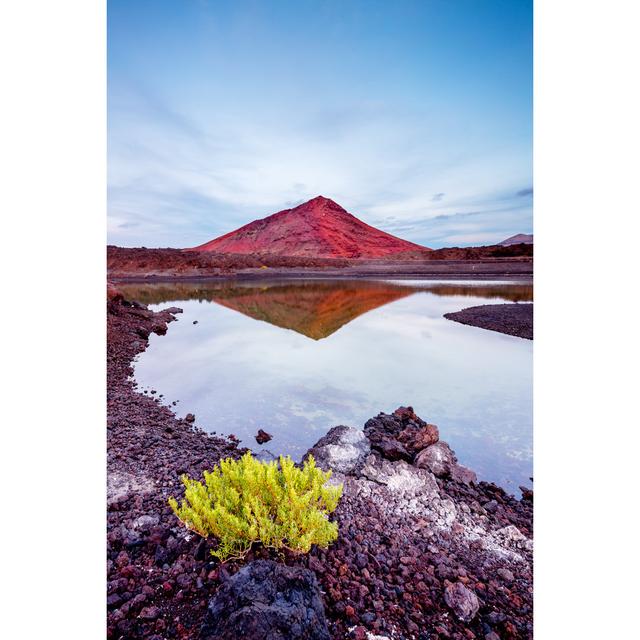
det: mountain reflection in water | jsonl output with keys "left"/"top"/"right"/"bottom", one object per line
{"left": 125, "top": 278, "right": 533, "bottom": 489}
{"left": 118, "top": 280, "right": 533, "bottom": 340}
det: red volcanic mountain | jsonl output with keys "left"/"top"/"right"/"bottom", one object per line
{"left": 188, "top": 196, "right": 431, "bottom": 259}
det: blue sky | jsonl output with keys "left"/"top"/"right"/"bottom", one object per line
{"left": 108, "top": 0, "right": 532, "bottom": 249}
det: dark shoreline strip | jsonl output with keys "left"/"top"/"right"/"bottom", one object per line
{"left": 444, "top": 303, "right": 533, "bottom": 339}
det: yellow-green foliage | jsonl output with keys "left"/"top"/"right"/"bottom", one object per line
{"left": 168, "top": 452, "right": 342, "bottom": 561}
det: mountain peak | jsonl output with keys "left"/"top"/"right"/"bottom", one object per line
{"left": 305, "top": 195, "right": 332, "bottom": 205}
{"left": 189, "top": 197, "right": 431, "bottom": 259}
{"left": 292, "top": 195, "right": 345, "bottom": 214}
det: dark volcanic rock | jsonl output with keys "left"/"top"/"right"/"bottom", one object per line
{"left": 398, "top": 422, "right": 439, "bottom": 453}
{"left": 445, "top": 302, "right": 533, "bottom": 339}
{"left": 200, "top": 560, "right": 330, "bottom": 640}
{"left": 374, "top": 437, "right": 410, "bottom": 461}
{"left": 393, "top": 405, "right": 418, "bottom": 421}
{"left": 255, "top": 429, "right": 273, "bottom": 444}
{"left": 364, "top": 408, "right": 439, "bottom": 461}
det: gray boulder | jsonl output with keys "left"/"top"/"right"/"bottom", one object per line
{"left": 305, "top": 426, "right": 370, "bottom": 475}
{"left": 444, "top": 581, "right": 480, "bottom": 622}
{"left": 415, "top": 442, "right": 477, "bottom": 485}
{"left": 201, "top": 560, "right": 330, "bottom": 640}
{"left": 414, "top": 441, "right": 456, "bottom": 476}
{"left": 132, "top": 514, "right": 160, "bottom": 531}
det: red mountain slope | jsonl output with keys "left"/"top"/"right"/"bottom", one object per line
{"left": 188, "top": 196, "right": 431, "bottom": 258}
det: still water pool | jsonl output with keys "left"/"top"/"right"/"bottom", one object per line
{"left": 119, "top": 279, "right": 532, "bottom": 492}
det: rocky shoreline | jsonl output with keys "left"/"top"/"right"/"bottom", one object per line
{"left": 107, "top": 286, "right": 533, "bottom": 640}
{"left": 445, "top": 303, "right": 533, "bottom": 340}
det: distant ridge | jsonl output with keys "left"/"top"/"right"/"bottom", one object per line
{"left": 499, "top": 233, "right": 533, "bottom": 246}
{"left": 188, "top": 196, "right": 431, "bottom": 259}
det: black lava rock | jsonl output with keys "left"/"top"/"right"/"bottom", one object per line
{"left": 200, "top": 560, "right": 330, "bottom": 640}
{"left": 255, "top": 429, "right": 273, "bottom": 444}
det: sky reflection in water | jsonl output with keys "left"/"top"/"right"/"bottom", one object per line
{"left": 122, "top": 279, "right": 533, "bottom": 491}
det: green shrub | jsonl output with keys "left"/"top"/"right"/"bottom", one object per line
{"left": 168, "top": 452, "right": 342, "bottom": 561}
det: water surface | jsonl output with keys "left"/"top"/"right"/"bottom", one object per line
{"left": 121, "top": 279, "right": 532, "bottom": 491}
